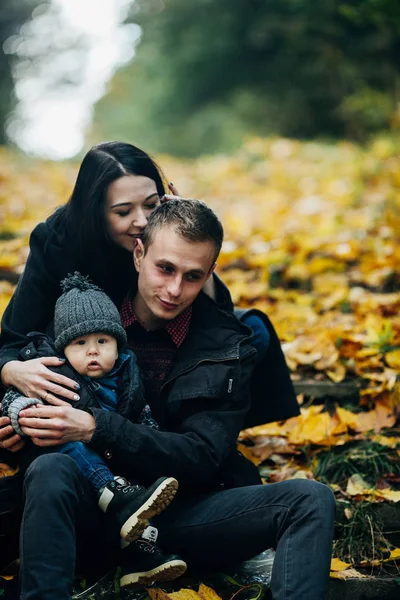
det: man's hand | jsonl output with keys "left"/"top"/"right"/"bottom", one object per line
{"left": 18, "top": 405, "right": 96, "bottom": 447}
{"left": 0, "top": 416, "right": 25, "bottom": 452}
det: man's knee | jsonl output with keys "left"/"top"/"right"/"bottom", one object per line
{"left": 288, "top": 479, "right": 336, "bottom": 519}
{"left": 24, "top": 453, "right": 82, "bottom": 493}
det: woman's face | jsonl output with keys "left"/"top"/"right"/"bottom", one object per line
{"left": 104, "top": 175, "right": 161, "bottom": 252}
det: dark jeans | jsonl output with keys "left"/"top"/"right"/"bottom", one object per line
{"left": 20, "top": 454, "right": 335, "bottom": 600}
{"left": 54, "top": 442, "right": 114, "bottom": 491}
{"left": 241, "top": 313, "right": 271, "bottom": 365}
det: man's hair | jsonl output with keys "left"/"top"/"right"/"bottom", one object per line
{"left": 142, "top": 199, "right": 224, "bottom": 262}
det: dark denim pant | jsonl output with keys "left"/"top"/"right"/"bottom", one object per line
{"left": 241, "top": 313, "right": 270, "bottom": 365}
{"left": 54, "top": 441, "right": 113, "bottom": 491}
{"left": 20, "top": 453, "right": 335, "bottom": 600}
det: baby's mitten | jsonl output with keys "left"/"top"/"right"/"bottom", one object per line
{"left": 2, "top": 388, "right": 43, "bottom": 436}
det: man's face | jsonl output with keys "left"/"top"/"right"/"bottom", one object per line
{"left": 133, "top": 225, "right": 216, "bottom": 329}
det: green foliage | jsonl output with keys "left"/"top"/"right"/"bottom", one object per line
{"left": 0, "top": 1, "right": 49, "bottom": 142}
{"left": 92, "top": 0, "right": 400, "bottom": 156}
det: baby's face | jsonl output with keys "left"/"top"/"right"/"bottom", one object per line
{"left": 64, "top": 333, "right": 118, "bottom": 379}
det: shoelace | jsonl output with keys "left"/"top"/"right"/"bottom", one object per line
{"left": 135, "top": 540, "right": 160, "bottom": 554}
{"left": 120, "top": 484, "right": 143, "bottom": 494}
{"left": 112, "top": 479, "right": 142, "bottom": 494}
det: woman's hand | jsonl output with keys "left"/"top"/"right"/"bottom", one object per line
{"left": 0, "top": 416, "right": 25, "bottom": 452}
{"left": 161, "top": 182, "right": 181, "bottom": 203}
{"left": 18, "top": 404, "right": 95, "bottom": 447}
{"left": 1, "top": 358, "right": 80, "bottom": 406}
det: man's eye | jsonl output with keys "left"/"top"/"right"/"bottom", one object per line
{"left": 186, "top": 274, "right": 200, "bottom": 281}
{"left": 159, "top": 265, "right": 172, "bottom": 273}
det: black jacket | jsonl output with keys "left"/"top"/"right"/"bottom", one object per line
{"left": 0, "top": 212, "right": 299, "bottom": 427}
{"left": 13, "top": 332, "right": 145, "bottom": 420}
{"left": 88, "top": 293, "right": 260, "bottom": 491}
{"left": 2, "top": 301, "right": 260, "bottom": 491}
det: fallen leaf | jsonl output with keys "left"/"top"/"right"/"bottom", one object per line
{"left": 198, "top": 584, "right": 223, "bottom": 600}
{"left": 346, "top": 474, "right": 370, "bottom": 496}
{"left": 330, "top": 568, "right": 368, "bottom": 579}
{"left": 330, "top": 558, "right": 351, "bottom": 571}
{"left": 0, "top": 463, "right": 18, "bottom": 478}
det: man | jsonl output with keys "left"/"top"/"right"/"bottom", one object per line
{"left": 11, "top": 200, "right": 335, "bottom": 599}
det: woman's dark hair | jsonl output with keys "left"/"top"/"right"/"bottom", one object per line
{"left": 58, "top": 141, "right": 166, "bottom": 256}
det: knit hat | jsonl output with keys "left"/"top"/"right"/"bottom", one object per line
{"left": 54, "top": 272, "right": 127, "bottom": 352}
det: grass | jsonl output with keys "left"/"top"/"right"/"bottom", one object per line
{"left": 314, "top": 440, "right": 400, "bottom": 487}
{"left": 334, "top": 501, "right": 393, "bottom": 565}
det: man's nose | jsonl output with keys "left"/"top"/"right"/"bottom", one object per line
{"left": 167, "top": 277, "right": 182, "bottom": 298}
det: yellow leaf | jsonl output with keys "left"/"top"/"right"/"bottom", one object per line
{"left": 326, "top": 363, "right": 346, "bottom": 383}
{"left": 375, "top": 489, "right": 400, "bottom": 502}
{"left": 147, "top": 589, "right": 173, "bottom": 600}
{"left": 169, "top": 591, "right": 201, "bottom": 600}
{"left": 336, "top": 406, "right": 359, "bottom": 430}
{"left": 237, "top": 442, "right": 263, "bottom": 466}
{"left": 388, "top": 547, "right": 400, "bottom": 560}
{"left": 198, "top": 584, "right": 223, "bottom": 600}
{"left": 346, "top": 474, "right": 370, "bottom": 496}
{"left": 353, "top": 401, "right": 396, "bottom": 433}
{"left": 370, "top": 434, "right": 400, "bottom": 448}
{"left": 0, "top": 463, "right": 18, "bottom": 478}
{"left": 385, "top": 349, "right": 400, "bottom": 370}
{"left": 330, "top": 557, "right": 351, "bottom": 571}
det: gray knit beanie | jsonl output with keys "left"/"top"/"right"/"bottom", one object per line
{"left": 54, "top": 272, "right": 127, "bottom": 353}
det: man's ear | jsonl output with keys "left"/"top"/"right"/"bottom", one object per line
{"left": 133, "top": 239, "right": 145, "bottom": 272}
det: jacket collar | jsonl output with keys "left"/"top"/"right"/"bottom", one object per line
{"left": 165, "top": 292, "right": 254, "bottom": 381}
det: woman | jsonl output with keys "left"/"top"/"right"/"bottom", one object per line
{"left": 1, "top": 143, "right": 169, "bottom": 401}
{"left": 0, "top": 141, "right": 297, "bottom": 454}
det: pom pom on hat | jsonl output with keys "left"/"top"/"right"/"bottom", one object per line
{"left": 60, "top": 272, "right": 103, "bottom": 294}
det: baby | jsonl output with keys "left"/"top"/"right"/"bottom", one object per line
{"left": 1, "top": 273, "right": 187, "bottom": 587}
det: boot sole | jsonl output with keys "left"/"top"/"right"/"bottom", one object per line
{"left": 120, "top": 559, "right": 187, "bottom": 587}
{"left": 121, "top": 477, "right": 178, "bottom": 543}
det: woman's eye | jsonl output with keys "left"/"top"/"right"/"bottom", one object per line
{"left": 116, "top": 210, "right": 130, "bottom": 217}
{"left": 145, "top": 202, "right": 159, "bottom": 211}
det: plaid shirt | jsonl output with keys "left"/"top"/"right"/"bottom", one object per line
{"left": 120, "top": 294, "right": 192, "bottom": 347}
{"left": 120, "top": 293, "right": 192, "bottom": 422}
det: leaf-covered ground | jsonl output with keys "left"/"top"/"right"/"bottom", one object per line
{"left": 1, "top": 136, "right": 400, "bottom": 585}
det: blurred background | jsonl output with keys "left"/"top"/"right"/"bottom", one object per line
{"left": 1, "top": 0, "right": 400, "bottom": 159}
